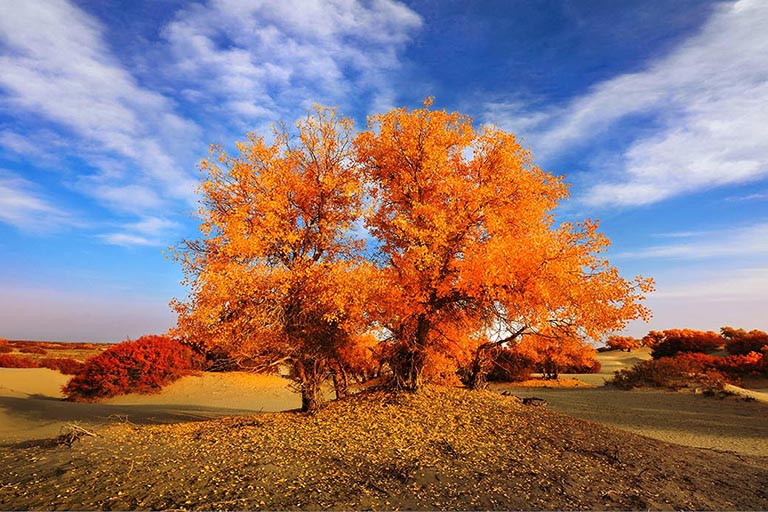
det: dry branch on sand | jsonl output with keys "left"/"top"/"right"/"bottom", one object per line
{"left": 56, "top": 423, "right": 98, "bottom": 447}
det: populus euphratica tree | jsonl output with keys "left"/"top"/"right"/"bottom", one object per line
{"left": 172, "top": 106, "right": 373, "bottom": 412}
{"left": 356, "top": 99, "right": 654, "bottom": 390}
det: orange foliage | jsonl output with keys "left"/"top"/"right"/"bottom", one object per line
{"left": 721, "top": 326, "right": 768, "bottom": 355}
{"left": 0, "top": 354, "right": 38, "bottom": 368}
{"left": 644, "top": 329, "right": 723, "bottom": 358}
{"left": 172, "top": 106, "right": 373, "bottom": 411}
{"left": 175, "top": 101, "right": 654, "bottom": 398}
{"left": 356, "top": 99, "right": 653, "bottom": 389}
{"left": 605, "top": 335, "right": 641, "bottom": 352}
{"left": 515, "top": 333, "right": 599, "bottom": 379}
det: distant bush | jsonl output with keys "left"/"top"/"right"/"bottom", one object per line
{"left": 64, "top": 335, "right": 205, "bottom": 401}
{"left": 604, "top": 335, "right": 641, "bottom": 352}
{"left": 718, "top": 352, "right": 766, "bottom": 378}
{"left": 0, "top": 354, "right": 39, "bottom": 368}
{"left": 19, "top": 346, "right": 47, "bottom": 355}
{"left": 565, "top": 358, "right": 601, "bottom": 374}
{"left": 0, "top": 338, "right": 11, "bottom": 354}
{"left": 612, "top": 354, "right": 726, "bottom": 391}
{"left": 486, "top": 348, "right": 535, "bottom": 382}
{"left": 38, "top": 357, "right": 85, "bottom": 375}
{"left": 721, "top": 327, "right": 768, "bottom": 356}
{"left": 646, "top": 329, "right": 723, "bottom": 359}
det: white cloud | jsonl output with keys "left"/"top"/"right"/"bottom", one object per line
{"left": 485, "top": 0, "right": 768, "bottom": 207}
{"left": 161, "top": 0, "right": 422, "bottom": 123}
{"left": 652, "top": 266, "right": 768, "bottom": 301}
{"left": 0, "top": 0, "right": 200, "bottom": 213}
{"left": 101, "top": 216, "right": 181, "bottom": 247}
{"left": 0, "top": 170, "right": 72, "bottom": 230}
{"left": 616, "top": 222, "right": 768, "bottom": 260}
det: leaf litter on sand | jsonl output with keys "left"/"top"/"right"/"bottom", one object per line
{"left": 1, "top": 386, "right": 767, "bottom": 510}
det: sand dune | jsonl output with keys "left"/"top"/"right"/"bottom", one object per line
{"left": 0, "top": 369, "right": 300, "bottom": 444}
{"left": 2, "top": 348, "right": 767, "bottom": 459}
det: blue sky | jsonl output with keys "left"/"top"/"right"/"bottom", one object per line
{"left": 1, "top": 0, "right": 766, "bottom": 342}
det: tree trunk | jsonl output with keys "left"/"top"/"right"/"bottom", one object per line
{"left": 331, "top": 359, "right": 349, "bottom": 400}
{"left": 390, "top": 344, "right": 426, "bottom": 391}
{"left": 390, "top": 316, "right": 430, "bottom": 391}
{"left": 293, "top": 358, "right": 323, "bottom": 413}
{"left": 467, "top": 344, "right": 493, "bottom": 390}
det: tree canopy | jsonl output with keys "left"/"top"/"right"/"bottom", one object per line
{"left": 173, "top": 100, "right": 653, "bottom": 407}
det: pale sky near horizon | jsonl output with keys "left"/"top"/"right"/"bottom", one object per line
{"left": 1, "top": 0, "right": 767, "bottom": 342}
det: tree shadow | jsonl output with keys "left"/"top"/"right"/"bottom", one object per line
{"left": 0, "top": 394, "right": 266, "bottom": 447}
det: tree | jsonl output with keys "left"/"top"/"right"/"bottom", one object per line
{"left": 172, "top": 107, "right": 372, "bottom": 412}
{"left": 721, "top": 326, "right": 768, "bottom": 355}
{"left": 356, "top": 99, "right": 653, "bottom": 390}
{"left": 646, "top": 329, "right": 723, "bottom": 359}
{"left": 515, "top": 333, "right": 599, "bottom": 379}
{"left": 605, "top": 335, "right": 641, "bottom": 352}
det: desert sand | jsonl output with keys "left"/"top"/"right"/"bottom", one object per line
{"left": 2, "top": 387, "right": 766, "bottom": 510}
{"left": 2, "top": 347, "right": 767, "bottom": 458}
{"left": 0, "top": 368, "right": 299, "bottom": 443}
{"left": 491, "top": 346, "right": 768, "bottom": 456}
{"left": 2, "top": 347, "right": 768, "bottom": 510}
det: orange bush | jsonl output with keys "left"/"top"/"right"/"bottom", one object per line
{"left": 485, "top": 348, "right": 535, "bottom": 382}
{"left": 19, "top": 346, "right": 47, "bottom": 355}
{"left": 0, "top": 354, "right": 39, "bottom": 368}
{"left": 612, "top": 353, "right": 727, "bottom": 390}
{"left": 0, "top": 338, "right": 11, "bottom": 354}
{"left": 64, "top": 335, "right": 205, "bottom": 401}
{"left": 38, "top": 357, "right": 85, "bottom": 375}
{"left": 647, "top": 329, "right": 723, "bottom": 358}
{"left": 604, "top": 335, "right": 641, "bottom": 352}
{"left": 722, "top": 327, "right": 768, "bottom": 356}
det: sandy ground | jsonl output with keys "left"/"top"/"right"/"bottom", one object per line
{"left": 0, "top": 368, "right": 299, "bottom": 443}
{"left": 2, "top": 345, "right": 766, "bottom": 459}
{"left": 2, "top": 388, "right": 767, "bottom": 511}
{"left": 488, "top": 346, "right": 768, "bottom": 456}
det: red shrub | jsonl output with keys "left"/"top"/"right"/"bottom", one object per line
{"left": 567, "top": 358, "right": 602, "bottom": 374}
{"left": 0, "top": 354, "right": 39, "bottom": 368}
{"left": 38, "top": 357, "right": 85, "bottom": 375}
{"left": 649, "top": 329, "right": 723, "bottom": 358}
{"left": 19, "top": 346, "right": 47, "bottom": 355}
{"left": 0, "top": 339, "right": 11, "bottom": 354}
{"left": 486, "top": 348, "right": 535, "bottom": 382}
{"left": 612, "top": 353, "right": 729, "bottom": 390}
{"left": 63, "top": 335, "right": 205, "bottom": 401}
{"left": 717, "top": 352, "right": 765, "bottom": 378}
{"left": 722, "top": 327, "right": 768, "bottom": 356}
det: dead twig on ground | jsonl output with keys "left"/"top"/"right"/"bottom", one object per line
{"left": 57, "top": 423, "right": 98, "bottom": 447}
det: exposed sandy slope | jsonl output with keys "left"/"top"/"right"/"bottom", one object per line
{"left": 489, "top": 346, "right": 768, "bottom": 456}
{"left": 2, "top": 388, "right": 766, "bottom": 511}
{"left": 491, "top": 385, "right": 768, "bottom": 456}
{"left": 2, "top": 345, "right": 766, "bottom": 460}
{"left": 0, "top": 369, "right": 298, "bottom": 443}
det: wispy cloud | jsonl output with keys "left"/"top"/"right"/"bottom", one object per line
{"left": 652, "top": 266, "right": 768, "bottom": 301}
{"left": 0, "top": 0, "right": 200, "bottom": 214}
{"left": 0, "top": 170, "right": 72, "bottom": 230}
{"left": 485, "top": 0, "right": 768, "bottom": 207}
{"left": 101, "top": 216, "right": 180, "bottom": 247}
{"left": 617, "top": 222, "right": 768, "bottom": 260}
{"left": 161, "top": 0, "right": 422, "bottom": 124}
{"left": 725, "top": 191, "right": 768, "bottom": 202}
